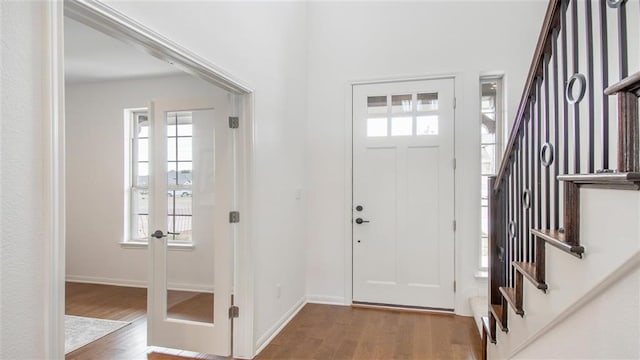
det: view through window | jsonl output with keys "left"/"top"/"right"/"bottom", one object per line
{"left": 480, "top": 78, "right": 503, "bottom": 270}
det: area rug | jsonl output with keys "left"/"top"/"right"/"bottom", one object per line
{"left": 65, "top": 315, "right": 130, "bottom": 354}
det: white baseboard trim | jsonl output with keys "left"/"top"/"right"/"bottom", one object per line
{"left": 254, "top": 296, "right": 307, "bottom": 357}
{"left": 306, "top": 295, "right": 347, "bottom": 305}
{"left": 65, "top": 275, "right": 214, "bottom": 293}
{"left": 66, "top": 275, "right": 146, "bottom": 288}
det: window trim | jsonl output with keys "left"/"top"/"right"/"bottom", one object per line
{"left": 479, "top": 76, "right": 504, "bottom": 272}
{"left": 123, "top": 107, "right": 195, "bottom": 248}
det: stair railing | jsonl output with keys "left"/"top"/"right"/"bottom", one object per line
{"left": 485, "top": 0, "right": 640, "bottom": 346}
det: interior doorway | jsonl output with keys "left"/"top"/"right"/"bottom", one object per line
{"left": 56, "top": 1, "right": 254, "bottom": 358}
{"left": 351, "top": 78, "right": 456, "bottom": 310}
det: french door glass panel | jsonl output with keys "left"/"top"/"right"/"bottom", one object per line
{"left": 148, "top": 97, "right": 232, "bottom": 355}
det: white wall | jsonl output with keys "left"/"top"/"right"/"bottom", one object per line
{"left": 66, "top": 74, "right": 227, "bottom": 290}
{"left": 0, "top": 1, "right": 49, "bottom": 359}
{"left": 304, "top": 1, "right": 547, "bottom": 314}
{"left": 489, "top": 188, "right": 640, "bottom": 359}
{"left": 515, "top": 266, "right": 639, "bottom": 359}
{"left": 102, "top": 1, "right": 308, "bottom": 354}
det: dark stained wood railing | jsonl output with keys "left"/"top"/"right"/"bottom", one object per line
{"left": 484, "top": 0, "right": 640, "bottom": 354}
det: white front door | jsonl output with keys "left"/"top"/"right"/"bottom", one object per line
{"left": 352, "top": 78, "right": 455, "bottom": 310}
{"left": 147, "top": 96, "right": 234, "bottom": 355}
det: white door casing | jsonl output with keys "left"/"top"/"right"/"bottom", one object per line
{"left": 148, "top": 96, "right": 234, "bottom": 355}
{"left": 352, "top": 78, "right": 455, "bottom": 310}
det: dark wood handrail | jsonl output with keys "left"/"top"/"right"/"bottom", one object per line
{"left": 494, "top": 0, "right": 560, "bottom": 191}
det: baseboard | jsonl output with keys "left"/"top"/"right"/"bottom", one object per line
{"left": 65, "top": 275, "right": 214, "bottom": 293}
{"left": 254, "top": 296, "right": 307, "bottom": 357}
{"left": 306, "top": 295, "right": 347, "bottom": 305}
{"left": 66, "top": 275, "right": 146, "bottom": 288}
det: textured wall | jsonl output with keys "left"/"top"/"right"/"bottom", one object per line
{"left": 0, "top": 1, "right": 48, "bottom": 359}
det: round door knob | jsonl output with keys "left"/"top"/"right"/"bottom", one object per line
{"left": 355, "top": 205, "right": 363, "bottom": 211}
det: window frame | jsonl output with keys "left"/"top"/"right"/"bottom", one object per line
{"left": 479, "top": 77, "right": 504, "bottom": 273}
{"left": 122, "top": 107, "right": 195, "bottom": 249}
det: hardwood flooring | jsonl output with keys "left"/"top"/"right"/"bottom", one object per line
{"left": 65, "top": 282, "right": 481, "bottom": 360}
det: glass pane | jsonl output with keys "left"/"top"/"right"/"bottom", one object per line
{"left": 367, "top": 96, "right": 387, "bottom": 114}
{"left": 137, "top": 117, "right": 149, "bottom": 138}
{"left": 417, "top": 93, "right": 438, "bottom": 111}
{"left": 132, "top": 189, "right": 149, "bottom": 240}
{"left": 167, "top": 163, "right": 178, "bottom": 185}
{"left": 136, "top": 162, "right": 149, "bottom": 186}
{"left": 178, "top": 163, "right": 193, "bottom": 186}
{"left": 481, "top": 206, "right": 488, "bottom": 237}
{"left": 167, "top": 216, "right": 192, "bottom": 241}
{"left": 168, "top": 191, "right": 192, "bottom": 216}
{"left": 481, "top": 237, "right": 489, "bottom": 268}
{"left": 481, "top": 112, "right": 496, "bottom": 144}
{"left": 167, "top": 138, "right": 177, "bottom": 161}
{"left": 177, "top": 138, "right": 192, "bottom": 161}
{"left": 481, "top": 144, "right": 496, "bottom": 174}
{"left": 137, "top": 139, "right": 149, "bottom": 162}
{"left": 391, "top": 116, "right": 412, "bottom": 136}
{"left": 167, "top": 290, "right": 214, "bottom": 323}
{"left": 367, "top": 118, "right": 387, "bottom": 137}
{"left": 391, "top": 94, "right": 412, "bottom": 113}
{"left": 416, "top": 115, "right": 438, "bottom": 135}
{"left": 134, "top": 214, "right": 149, "bottom": 240}
{"left": 167, "top": 124, "right": 177, "bottom": 137}
{"left": 177, "top": 124, "right": 193, "bottom": 137}
{"left": 481, "top": 176, "right": 489, "bottom": 202}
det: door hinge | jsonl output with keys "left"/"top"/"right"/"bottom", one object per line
{"left": 453, "top": 281, "right": 457, "bottom": 292}
{"left": 229, "top": 305, "right": 240, "bottom": 318}
{"left": 229, "top": 116, "right": 239, "bottom": 129}
{"left": 229, "top": 211, "right": 240, "bottom": 223}
{"left": 453, "top": 220, "right": 457, "bottom": 231}
{"left": 453, "top": 97, "right": 457, "bottom": 109}
{"left": 452, "top": 158, "right": 457, "bottom": 170}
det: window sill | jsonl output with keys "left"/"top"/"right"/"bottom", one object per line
{"left": 474, "top": 270, "right": 488, "bottom": 279}
{"left": 119, "top": 241, "right": 195, "bottom": 251}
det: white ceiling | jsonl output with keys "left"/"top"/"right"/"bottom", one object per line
{"left": 64, "top": 17, "right": 182, "bottom": 83}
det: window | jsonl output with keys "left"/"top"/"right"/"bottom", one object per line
{"left": 125, "top": 109, "right": 194, "bottom": 244}
{"left": 165, "top": 111, "right": 193, "bottom": 242}
{"left": 480, "top": 78, "right": 503, "bottom": 270}
{"left": 128, "top": 109, "right": 150, "bottom": 242}
{"left": 366, "top": 93, "right": 439, "bottom": 137}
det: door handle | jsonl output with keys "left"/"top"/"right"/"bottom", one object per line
{"left": 355, "top": 218, "right": 370, "bottom": 224}
{"left": 151, "top": 230, "right": 166, "bottom": 239}
{"left": 151, "top": 230, "right": 180, "bottom": 239}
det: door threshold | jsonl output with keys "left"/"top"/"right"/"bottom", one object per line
{"left": 351, "top": 301, "right": 454, "bottom": 315}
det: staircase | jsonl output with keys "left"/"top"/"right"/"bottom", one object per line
{"left": 482, "top": 0, "right": 640, "bottom": 358}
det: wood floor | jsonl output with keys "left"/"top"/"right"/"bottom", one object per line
{"left": 65, "top": 283, "right": 481, "bottom": 360}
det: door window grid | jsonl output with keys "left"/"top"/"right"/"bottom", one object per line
{"left": 366, "top": 93, "right": 439, "bottom": 137}
{"left": 166, "top": 112, "right": 193, "bottom": 242}
{"left": 480, "top": 78, "right": 503, "bottom": 270}
{"left": 126, "top": 110, "right": 194, "bottom": 244}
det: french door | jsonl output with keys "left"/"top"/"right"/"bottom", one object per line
{"left": 147, "top": 96, "right": 234, "bottom": 355}
{"left": 352, "top": 78, "right": 455, "bottom": 310}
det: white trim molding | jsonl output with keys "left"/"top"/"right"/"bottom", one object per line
{"left": 344, "top": 73, "right": 461, "bottom": 310}
{"left": 49, "top": 1, "right": 256, "bottom": 358}
{"left": 253, "top": 297, "right": 307, "bottom": 358}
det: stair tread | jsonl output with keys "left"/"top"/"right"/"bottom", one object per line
{"left": 481, "top": 316, "right": 496, "bottom": 344}
{"left": 531, "top": 229, "right": 584, "bottom": 258}
{"left": 513, "top": 261, "right": 547, "bottom": 291}
{"left": 489, "top": 304, "right": 508, "bottom": 332}
{"left": 604, "top": 71, "right": 640, "bottom": 95}
{"left": 558, "top": 172, "right": 640, "bottom": 189}
{"left": 499, "top": 286, "right": 524, "bottom": 316}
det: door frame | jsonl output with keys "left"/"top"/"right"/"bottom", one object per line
{"left": 343, "top": 75, "right": 460, "bottom": 308}
{"left": 46, "top": 1, "right": 256, "bottom": 358}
